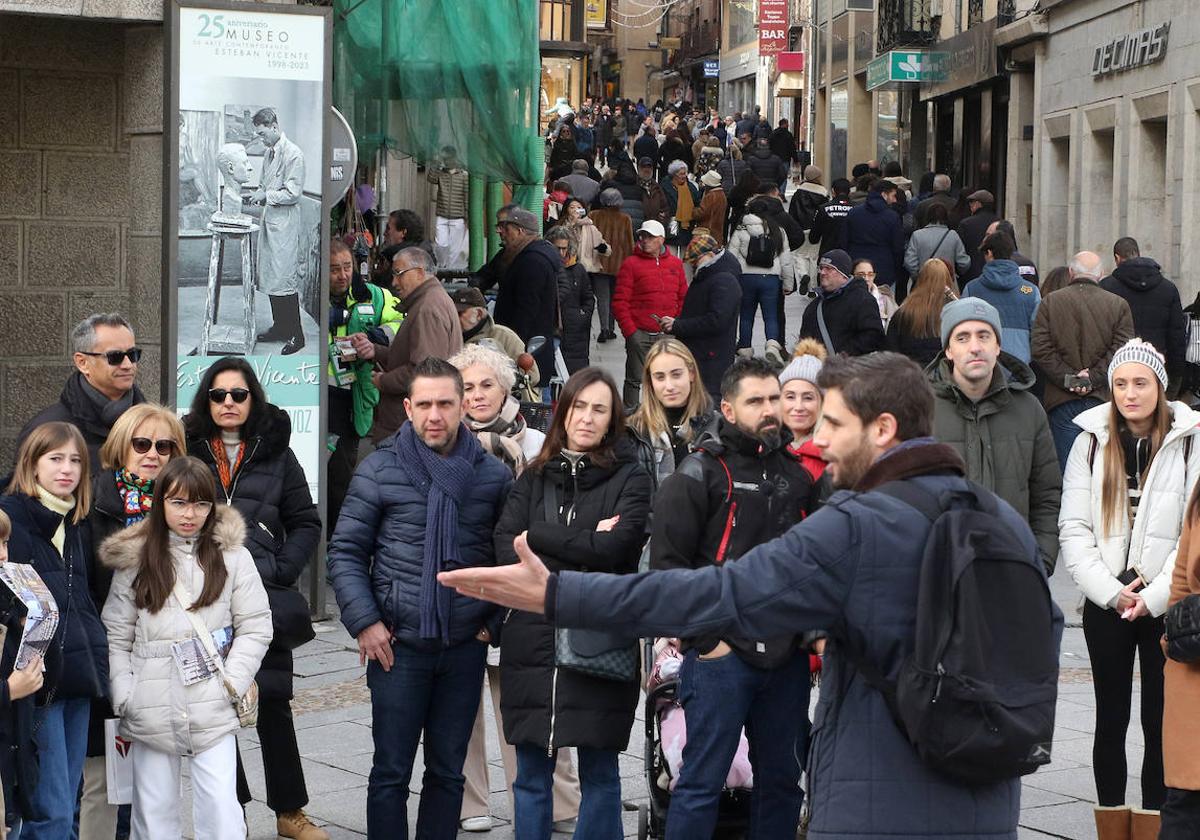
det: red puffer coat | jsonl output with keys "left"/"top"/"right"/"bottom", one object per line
{"left": 612, "top": 247, "right": 688, "bottom": 338}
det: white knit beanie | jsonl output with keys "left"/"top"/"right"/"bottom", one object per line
{"left": 779, "top": 339, "right": 826, "bottom": 388}
{"left": 1108, "top": 338, "right": 1168, "bottom": 391}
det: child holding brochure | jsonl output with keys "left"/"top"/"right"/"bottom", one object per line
{"left": 100, "top": 457, "right": 272, "bottom": 839}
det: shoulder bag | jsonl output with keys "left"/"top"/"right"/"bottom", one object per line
{"left": 172, "top": 580, "right": 259, "bottom": 728}
{"left": 816, "top": 300, "right": 836, "bottom": 355}
{"left": 542, "top": 475, "right": 639, "bottom": 682}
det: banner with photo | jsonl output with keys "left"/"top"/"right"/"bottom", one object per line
{"left": 167, "top": 1, "right": 331, "bottom": 501}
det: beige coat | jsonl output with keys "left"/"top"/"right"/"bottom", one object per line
{"left": 101, "top": 507, "right": 272, "bottom": 757}
{"left": 1165, "top": 516, "right": 1200, "bottom": 789}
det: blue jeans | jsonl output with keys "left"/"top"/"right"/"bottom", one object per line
{"left": 667, "top": 650, "right": 810, "bottom": 840}
{"left": 23, "top": 697, "right": 90, "bottom": 840}
{"left": 366, "top": 639, "right": 487, "bottom": 840}
{"left": 514, "top": 745, "right": 621, "bottom": 840}
{"left": 1049, "top": 396, "right": 1102, "bottom": 473}
{"left": 738, "top": 273, "right": 782, "bottom": 347}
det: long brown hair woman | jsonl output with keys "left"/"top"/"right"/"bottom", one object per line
{"left": 885, "top": 258, "right": 960, "bottom": 368}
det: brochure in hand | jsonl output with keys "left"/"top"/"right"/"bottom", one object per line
{"left": 0, "top": 563, "right": 59, "bottom": 670}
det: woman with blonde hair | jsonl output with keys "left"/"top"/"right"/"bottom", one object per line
{"left": 81, "top": 403, "right": 186, "bottom": 837}
{"left": 778, "top": 338, "right": 828, "bottom": 482}
{"left": 627, "top": 338, "right": 715, "bottom": 489}
{"left": 1059, "top": 339, "right": 1200, "bottom": 840}
{"left": 1, "top": 422, "right": 109, "bottom": 840}
{"left": 886, "top": 258, "right": 960, "bottom": 368}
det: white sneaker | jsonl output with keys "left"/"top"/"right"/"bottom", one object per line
{"left": 460, "top": 815, "right": 493, "bottom": 832}
{"left": 764, "top": 339, "right": 785, "bottom": 366}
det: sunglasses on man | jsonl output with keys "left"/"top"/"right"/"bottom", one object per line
{"left": 208, "top": 388, "right": 251, "bottom": 404}
{"left": 80, "top": 347, "right": 142, "bottom": 365}
{"left": 130, "top": 437, "right": 177, "bottom": 456}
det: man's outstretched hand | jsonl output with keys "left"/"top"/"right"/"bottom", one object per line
{"left": 439, "top": 531, "right": 551, "bottom": 615}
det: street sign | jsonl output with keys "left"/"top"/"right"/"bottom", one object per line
{"left": 758, "top": 0, "right": 789, "bottom": 56}
{"left": 703, "top": 59, "right": 719, "bottom": 78}
{"left": 866, "top": 50, "right": 937, "bottom": 91}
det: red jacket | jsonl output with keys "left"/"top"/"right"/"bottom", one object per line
{"left": 612, "top": 248, "right": 688, "bottom": 338}
{"left": 789, "top": 439, "right": 828, "bottom": 482}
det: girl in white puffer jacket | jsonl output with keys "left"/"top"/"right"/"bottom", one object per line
{"left": 100, "top": 457, "right": 272, "bottom": 840}
{"left": 1059, "top": 339, "right": 1200, "bottom": 839}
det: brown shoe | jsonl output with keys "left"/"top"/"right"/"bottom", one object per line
{"left": 1094, "top": 806, "right": 1131, "bottom": 840}
{"left": 1130, "top": 808, "right": 1160, "bottom": 840}
{"left": 277, "top": 809, "right": 330, "bottom": 840}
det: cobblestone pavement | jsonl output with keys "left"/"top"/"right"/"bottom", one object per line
{"left": 215, "top": 293, "right": 1123, "bottom": 839}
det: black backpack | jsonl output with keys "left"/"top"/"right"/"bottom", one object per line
{"left": 744, "top": 225, "right": 778, "bottom": 268}
{"left": 842, "top": 479, "right": 1059, "bottom": 785}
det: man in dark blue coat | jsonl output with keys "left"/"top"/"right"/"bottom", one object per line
{"left": 328, "top": 358, "right": 512, "bottom": 840}
{"left": 662, "top": 234, "right": 742, "bottom": 399}
{"left": 441, "top": 352, "right": 1064, "bottom": 840}
{"left": 844, "top": 180, "right": 905, "bottom": 290}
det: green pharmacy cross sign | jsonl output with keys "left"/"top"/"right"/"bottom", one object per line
{"left": 866, "top": 50, "right": 943, "bottom": 91}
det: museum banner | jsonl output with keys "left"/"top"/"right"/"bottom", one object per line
{"left": 166, "top": 1, "right": 331, "bottom": 505}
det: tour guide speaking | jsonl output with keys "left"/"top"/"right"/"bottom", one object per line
{"left": 440, "top": 351, "right": 1063, "bottom": 840}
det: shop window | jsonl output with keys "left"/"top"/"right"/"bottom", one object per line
{"left": 877, "top": 89, "right": 900, "bottom": 164}
{"left": 831, "top": 14, "right": 849, "bottom": 81}
{"left": 830, "top": 82, "right": 849, "bottom": 182}
{"left": 728, "top": 1, "right": 755, "bottom": 46}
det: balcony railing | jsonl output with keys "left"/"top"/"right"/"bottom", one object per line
{"left": 670, "top": 21, "right": 719, "bottom": 66}
{"left": 877, "top": 0, "right": 935, "bottom": 53}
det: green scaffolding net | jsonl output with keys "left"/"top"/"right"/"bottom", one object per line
{"left": 333, "top": 0, "right": 542, "bottom": 187}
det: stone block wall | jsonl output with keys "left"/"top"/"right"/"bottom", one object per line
{"left": 0, "top": 13, "right": 164, "bottom": 464}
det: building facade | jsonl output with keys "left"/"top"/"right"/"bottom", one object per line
{"left": 999, "top": 0, "right": 1200, "bottom": 293}
{"left": 540, "top": 0, "right": 591, "bottom": 126}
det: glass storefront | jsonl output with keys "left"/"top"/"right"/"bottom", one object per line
{"left": 830, "top": 82, "right": 848, "bottom": 182}
{"left": 541, "top": 56, "right": 582, "bottom": 131}
{"left": 876, "top": 88, "right": 900, "bottom": 164}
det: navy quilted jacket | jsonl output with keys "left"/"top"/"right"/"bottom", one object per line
{"left": 553, "top": 451, "right": 1063, "bottom": 839}
{"left": 327, "top": 424, "right": 512, "bottom": 646}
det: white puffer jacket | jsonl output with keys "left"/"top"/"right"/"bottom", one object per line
{"left": 101, "top": 507, "right": 272, "bottom": 756}
{"left": 1059, "top": 401, "right": 1200, "bottom": 617}
{"left": 729, "top": 213, "right": 796, "bottom": 288}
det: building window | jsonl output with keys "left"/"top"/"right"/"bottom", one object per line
{"left": 728, "top": 0, "right": 755, "bottom": 47}
{"left": 541, "top": 0, "right": 571, "bottom": 42}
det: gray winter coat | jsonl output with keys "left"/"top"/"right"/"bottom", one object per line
{"left": 549, "top": 442, "right": 1061, "bottom": 840}
{"left": 903, "top": 223, "right": 970, "bottom": 278}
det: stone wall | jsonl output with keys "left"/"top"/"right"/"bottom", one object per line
{"left": 0, "top": 13, "right": 164, "bottom": 463}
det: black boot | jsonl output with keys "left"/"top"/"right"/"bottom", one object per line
{"left": 280, "top": 293, "right": 306, "bottom": 355}
{"left": 256, "top": 295, "right": 289, "bottom": 342}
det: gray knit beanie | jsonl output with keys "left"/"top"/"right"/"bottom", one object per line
{"left": 779, "top": 338, "right": 826, "bottom": 389}
{"left": 940, "top": 297, "right": 1004, "bottom": 348}
{"left": 1108, "top": 338, "right": 1168, "bottom": 391}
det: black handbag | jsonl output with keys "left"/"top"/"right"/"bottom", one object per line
{"left": 542, "top": 475, "right": 638, "bottom": 683}
{"left": 1165, "top": 594, "right": 1200, "bottom": 663}
{"left": 264, "top": 582, "right": 316, "bottom": 651}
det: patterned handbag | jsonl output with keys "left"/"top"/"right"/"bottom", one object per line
{"left": 555, "top": 628, "right": 639, "bottom": 682}
{"left": 542, "top": 475, "right": 638, "bottom": 683}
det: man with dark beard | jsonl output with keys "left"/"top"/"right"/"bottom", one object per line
{"left": 440, "top": 352, "right": 1061, "bottom": 840}
{"left": 647, "top": 356, "right": 816, "bottom": 839}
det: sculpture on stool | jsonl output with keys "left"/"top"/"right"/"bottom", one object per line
{"left": 214, "top": 143, "right": 254, "bottom": 224}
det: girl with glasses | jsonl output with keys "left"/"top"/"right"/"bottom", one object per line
{"left": 100, "top": 456, "right": 272, "bottom": 839}
{"left": 182, "top": 357, "right": 325, "bottom": 840}
{"left": 77, "top": 403, "right": 186, "bottom": 837}
{"left": 0, "top": 422, "right": 109, "bottom": 840}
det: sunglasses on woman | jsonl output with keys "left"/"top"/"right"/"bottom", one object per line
{"left": 208, "top": 388, "right": 250, "bottom": 404}
{"left": 130, "top": 437, "right": 177, "bottom": 456}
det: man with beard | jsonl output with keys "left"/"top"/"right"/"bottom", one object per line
{"left": 647, "top": 356, "right": 815, "bottom": 839}
{"left": 440, "top": 351, "right": 1060, "bottom": 840}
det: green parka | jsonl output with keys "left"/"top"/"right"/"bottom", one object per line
{"left": 929, "top": 351, "right": 1063, "bottom": 573}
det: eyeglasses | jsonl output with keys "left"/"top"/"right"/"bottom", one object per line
{"left": 208, "top": 388, "right": 250, "bottom": 404}
{"left": 165, "top": 499, "right": 213, "bottom": 515}
{"left": 854, "top": 271, "right": 877, "bottom": 279}
{"left": 130, "top": 437, "right": 177, "bottom": 456}
{"left": 391, "top": 266, "right": 422, "bottom": 278}
{"left": 80, "top": 347, "right": 142, "bottom": 366}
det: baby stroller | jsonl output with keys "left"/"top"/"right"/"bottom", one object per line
{"left": 638, "top": 638, "right": 752, "bottom": 839}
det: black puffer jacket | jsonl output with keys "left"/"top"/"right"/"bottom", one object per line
{"left": 17, "top": 373, "right": 147, "bottom": 469}
{"left": 0, "top": 493, "right": 108, "bottom": 702}
{"left": 187, "top": 405, "right": 321, "bottom": 700}
{"left": 798, "top": 276, "right": 886, "bottom": 356}
{"left": 745, "top": 147, "right": 788, "bottom": 186}
{"left": 558, "top": 262, "right": 595, "bottom": 374}
{"left": 496, "top": 442, "right": 651, "bottom": 752}
{"left": 649, "top": 420, "right": 815, "bottom": 668}
{"left": 671, "top": 249, "right": 742, "bottom": 398}
{"left": 490, "top": 240, "right": 562, "bottom": 383}
{"left": 1100, "top": 257, "right": 1188, "bottom": 384}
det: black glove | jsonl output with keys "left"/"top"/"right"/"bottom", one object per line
{"left": 329, "top": 307, "right": 350, "bottom": 330}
